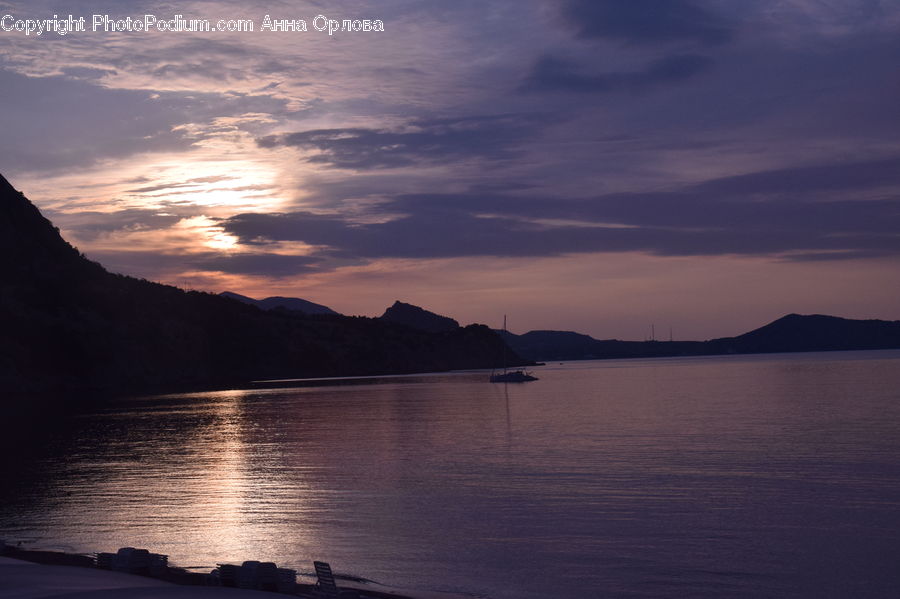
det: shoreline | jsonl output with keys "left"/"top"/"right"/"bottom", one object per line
{"left": 0, "top": 544, "right": 473, "bottom": 599}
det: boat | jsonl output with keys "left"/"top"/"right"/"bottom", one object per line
{"left": 490, "top": 315, "right": 538, "bottom": 383}
{"left": 490, "top": 369, "right": 538, "bottom": 383}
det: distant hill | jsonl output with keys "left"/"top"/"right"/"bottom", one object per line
{"left": 0, "top": 174, "right": 524, "bottom": 394}
{"left": 499, "top": 330, "right": 600, "bottom": 360}
{"left": 707, "top": 313, "right": 900, "bottom": 354}
{"left": 380, "top": 301, "right": 460, "bottom": 333}
{"left": 502, "top": 314, "right": 900, "bottom": 362}
{"left": 220, "top": 291, "right": 338, "bottom": 315}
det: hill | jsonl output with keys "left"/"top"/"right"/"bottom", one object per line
{"left": 0, "top": 174, "right": 523, "bottom": 394}
{"left": 220, "top": 291, "right": 338, "bottom": 315}
{"left": 379, "top": 301, "right": 460, "bottom": 333}
{"left": 502, "top": 315, "right": 900, "bottom": 362}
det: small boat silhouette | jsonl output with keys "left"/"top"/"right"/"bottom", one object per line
{"left": 491, "top": 315, "right": 538, "bottom": 383}
{"left": 490, "top": 369, "right": 538, "bottom": 383}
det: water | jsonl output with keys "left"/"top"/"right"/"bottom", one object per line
{"left": 3, "top": 351, "right": 900, "bottom": 598}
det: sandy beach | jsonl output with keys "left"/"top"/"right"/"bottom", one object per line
{"left": 0, "top": 551, "right": 473, "bottom": 599}
{"left": 0, "top": 556, "right": 279, "bottom": 599}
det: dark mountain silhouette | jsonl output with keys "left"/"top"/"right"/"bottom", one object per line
{"left": 499, "top": 329, "right": 707, "bottom": 361}
{"left": 706, "top": 313, "right": 900, "bottom": 354}
{"left": 380, "top": 301, "right": 460, "bottom": 333}
{"left": 502, "top": 314, "right": 900, "bottom": 362}
{"left": 220, "top": 291, "right": 338, "bottom": 315}
{"left": 499, "top": 330, "right": 600, "bottom": 360}
{"left": 0, "top": 174, "right": 524, "bottom": 394}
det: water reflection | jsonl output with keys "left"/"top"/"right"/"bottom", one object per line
{"left": 2, "top": 353, "right": 900, "bottom": 598}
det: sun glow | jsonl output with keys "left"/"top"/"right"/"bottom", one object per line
{"left": 125, "top": 159, "right": 287, "bottom": 214}
{"left": 175, "top": 215, "right": 240, "bottom": 250}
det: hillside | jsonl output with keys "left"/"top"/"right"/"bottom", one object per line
{"left": 220, "top": 291, "right": 338, "bottom": 315}
{"left": 0, "top": 174, "right": 523, "bottom": 394}
{"left": 708, "top": 313, "right": 900, "bottom": 354}
{"left": 379, "top": 301, "right": 460, "bottom": 333}
{"left": 502, "top": 315, "right": 900, "bottom": 362}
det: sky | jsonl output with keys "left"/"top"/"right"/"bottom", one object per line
{"left": 2, "top": 0, "right": 899, "bottom": 340}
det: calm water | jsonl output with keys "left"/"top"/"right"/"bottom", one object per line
{"left": 3, "top": 351, "right": 900, "bottom": 598}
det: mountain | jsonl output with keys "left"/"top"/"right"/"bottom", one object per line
{"left": 380, "top": 301, "right": 460, "bottom": 333}
{"left": 502, "top": 314, "right": 900, "bottom": 362}
{"left": 499, "top": 330, "right": 602, "bottom": 361}
{"left": 500, "top": 329, "right": 706, "bottom": 361}
{"left": 0, "top": 174, "right": 523, "bottom": 394}
{"left": 220, "top": 291, "right": 338, "bottom": 315}
{"left": 0, "top": 176, "right": 104, "bottom": 281}
{"left": 708, "top": 313, "right": 900, "bottom": 354}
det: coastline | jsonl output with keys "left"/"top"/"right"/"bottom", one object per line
{"left": 0, "top": 546, "right": 473, "bottom": 599}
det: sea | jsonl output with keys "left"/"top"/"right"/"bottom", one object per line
{"left": 2, "top": 350, "right": 900, "bottom": 598}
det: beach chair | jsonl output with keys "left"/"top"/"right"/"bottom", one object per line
{"left": 313, "top": 561, "right": 359, "bottom": 598}
{"left": 238, "top": 560, "right": 260, "bottom": 589}
{"left": 276, "top": 567, "right": 298, "bottom": 594}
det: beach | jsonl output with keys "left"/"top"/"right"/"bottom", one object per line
{"left": 0, "top": 548, "right": 469, "bottom": 599}
{"left": 1, "top": 556, "right": 277, "bottom": 599}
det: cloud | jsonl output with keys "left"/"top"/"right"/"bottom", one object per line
{"left": 127, "top": 176, "right": 236, "bottom": 194}
{"left": 386, "top": 157, "right": 900, "bottom": 237}
{"left": 694, "top": 156, "right": 900, "bottom": 196}
{"left": 520, "top": 53, "right": 713, "bottom": 94}
{"left": 218, "top": 155, "right": 900, "bottom": 265}
{"left": 195, "top": 253, "right": 323, "bottom": 276}
{"left": 60, "top": 66, "right": 117, "bottom": 81}
{"left": 86, "top": 249, "right": 324, "bottom": 279}
{"left": 0, "top": 68, "right": 291, "bottom": 172}
{"left": 255, "top": 114, "right": 545, "bottom": 169}
{"left": 47, "top": 209, "right": 185, "bottom": 241}
{"left": 224, "top": 211, "right": 354, "bottom": 247}
{"left": 559, "top": 0, "right": 734, "bottom": 45}
{"left": 103, "top": 38, "right": 269, "bottom": 82}
{"left": 5, "top": 0, "right": 900, "bottom": 308}
{"left": 221, "top": 201, "right": 900, "bottom": 262}
{"left": 0, "top": 69, "right": 195, "bottom": 172}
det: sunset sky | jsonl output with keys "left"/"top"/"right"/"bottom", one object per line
{"left": 2, "top": 0, "right": 899, "bottom": 339}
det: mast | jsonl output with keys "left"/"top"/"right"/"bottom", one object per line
{"left": 502, "top": 314, "right": 508, "bottom": 374}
